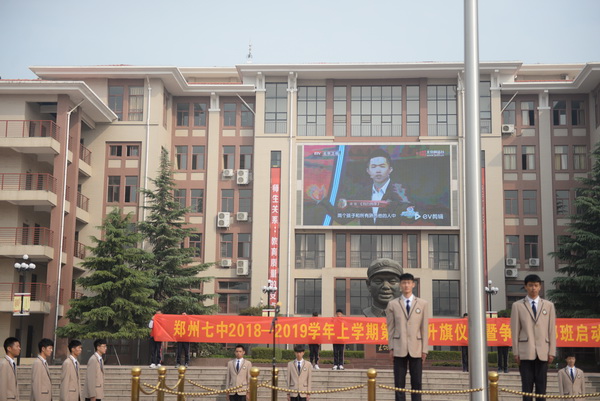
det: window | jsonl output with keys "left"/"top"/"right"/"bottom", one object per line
{"left": 189, "top": 234, "right": 202, "bottom": 258}
{"left": 335, "top": 279, "right": 371, "bottom": 316}
{"left": 124, "top": 176, "right": 138, "bottom": 203}
{"left": 572, "top": 101, "right": 585, "bottom": 126}
{"left": 221, "top": 189, "right": 234, "bottom": 213}
{"left": 175, "top": 146, "right": 188, "bottom": 170}
{"left": 191, "top": 146, "right": 205, "bottom": 170}
{"left": 502, "top": 101, "right": 515, "bottom": 125}
{"left": 241, "top": 103, "right": 254, "bottom": 127}
{"left": 108, "top": 83, "right": 144, "bottom": 121}
{"left": 271, "top": 151, "right": 281, "bottom": 168}
{"left": 407, "top": 86, "right": 420, "bottom": 136}
{"left": 295, "top": 234, "right": 325, "bottom": 269}
{"left": 238, "top": 233, "right": 251, "bottom": 259}
{"left": 554, "top": 146, "right": 568, "bottom": 170}
{"left": 107, "top": 176, "right": 120, "bottom": 202}
{"left": 522, "top": 146, "right": 536, "bottom": 170}
{"left": 194, "top": 103, "right": 207, "bottom": 126}
{"left": 351, "top": 86, "right": 402, "bottom": 137}
{"left": 479, "top": 81, "right": 491, "bottom": 134}
{"left": 505, "top": 235, "right": 519, "bottom": 259}
{"left": 239, "top": 189, "right": 252, "bottom": 213}
{"left": 427, "top": 85, "right": 457, "bottom": 136}
{"left": 573, "top": 145, "right": 587, "bottom": 170}
{"left": 174, "top": 189, "right": 186, "bottom": 209}
{"left": 335, "top": 234, "right": 347, "bottom": 267}
{"left": 298, "top": 86, "right": 326, "bottom": 136}
{"left": 349, "top": 234, "right": 402, "bottom": 268}
{"left": 265, "top": 83, "right": 287, "bottom": 133}
{"left": 217, "top": 281, "right": 250, "bottom": 314}
{"left": 224, "top": 103, "right": 236, "bottom": 127}
{"left": 555, "top": 190, "right": 570, "bottom": 216}
{"left": 177, "top": 103, "right": 189, "bottom": 126}
{"left": 524, "top": 235, "right": 539, "bottom": 259}
{"left": 553, "top": 100, "right": 567, "bottom": 125}
{"left": 333, "top": 86, "right": 347, "bottom": 136}
{"left": 109, "top": 145, "right": 122, "bottom": 157}
{"left": 432, "top": 280, "right": 460, "bottom": 316}
{"left": 503, "top": 146, "right": 517, "bottom": 170}
{"left": 239, "top": 146, "right": 253, "bottom": 170}
{"left": 295, "top": 279, "right": 321, "bottom": 315}
{"left": 522, "top": 190, "right": 537, "bottom": 215}
{"left": 223, "top": 146, "right": 235, "bottom": 170}
{"left": 521, "top": 101, "right": 535, "bottom": 126}
{"left": 127, "top": 145, "right": 139, "bottom": 157}
{"left": 220, "top": 233, "right": 233, "bottom": 258}
{"left": 504, "top": 190, "right": 518, "bottom": 215}
{"left": 429, "top": 234, "right": 459, "bottom": 270}
{"left": 190, "top": 189, "right": 204, "bottom": 213}
{"left": 407, "top": 234, "right": 418, "bottom": 269}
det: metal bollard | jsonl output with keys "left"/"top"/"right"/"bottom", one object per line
{"left": 131, "top": 367, "right": 141, "bottom": 401}
{"left": 177, "top": 366, "right": 186, "bottom": 401}
{"left": 367, "top": 368, "right": 377, "bottom": 401}
{"left": 489, "top": 371, "right": 499, "bottom": 401}
{"left": 272, "top": 367, "right": 279, "bottom": 401}
{"left": 157, "top": 366, "right": 167, "bottom": 401}
{"left": 249, "top": 367, "right": 260, "bottom": 401}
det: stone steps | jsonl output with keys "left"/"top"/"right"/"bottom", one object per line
{"left": 16, "top": 366, "right": 600, "bottom": 401}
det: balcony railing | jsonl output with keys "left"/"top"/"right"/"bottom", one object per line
{"left": 0, "top": 227, "right": 53, "bottom": 247}
{"left": 74, "top": 240, "right": 87, "bottom": 259}
{"left": 0, "top": 120, "right": 59, "bottom": 140}
{"left": 0, "top": 173, "right": 57, "bottom": 193}
{"left": 79, "top": 144, "right": 91, "bottom": 164}
{"left": 0, "top": 282, "right": 51, "bottom": 303}
{"left": 77, "top": 192, "right": 89, "bottom": 211}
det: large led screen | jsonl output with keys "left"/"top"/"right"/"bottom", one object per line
{"left": 301, "top": 144, "right": 457, "bottom": 228}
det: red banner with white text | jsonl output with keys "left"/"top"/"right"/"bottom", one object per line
{"left": 151, "top": 315, "right": 600, "bottom": 347}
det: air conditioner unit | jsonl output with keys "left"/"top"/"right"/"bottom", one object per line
{"left": 237, "top": 169, "right": 250, "bottom": 185}
{"left": 217, "top": 212, "right": 231, "bottom": 227}
{"left": 529, "top": 258, "right": 540, "bottom": 267}
{"left": 505, "top": 258, "right": 517, "bottom": 267}
{"left": 220, "top": 259, "right": 232, "bottom": 267}
{"left": 222, "top": 169, "right": 235, "bottom": 178}
{"left": 236, "top": 212, "right": 249, "bottom": 221}
{"left": 236, "top": 260, "right": 249, "bottom": 275}
{"left": 505, "top": 268, "right": 518, "bottom": 278}
{"left": 501, "top": 124, "right": 515, "bottom": 134}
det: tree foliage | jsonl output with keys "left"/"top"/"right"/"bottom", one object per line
{"left": 138, "top": 147, "right": 214, "bottom": 314}
{"left": 57, "top": 210, "right": 158, "bottom": 339}
{"left": 548, "top": 144, "right": 600, "bottom": 318}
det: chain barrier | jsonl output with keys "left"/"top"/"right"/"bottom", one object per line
{"left": 500, "top": 388, "right": 600, "bottom": 399}
{"left": 258, "top": 382, "right": 365, "bottom": 395}
{"left": 378, "top": 383, "right": 484, "bottom": 395}
{"left": 142, "top": 382, "right": 244, "bottom": 397}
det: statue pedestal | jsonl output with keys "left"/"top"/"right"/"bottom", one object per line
{"left": 365, "top": 343, "right": 390, "bottom": 358}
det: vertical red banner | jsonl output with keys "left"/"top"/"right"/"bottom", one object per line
{"left": 268, "top": 167, "right": 281, "bottom": 306}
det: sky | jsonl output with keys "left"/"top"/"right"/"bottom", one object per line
{"left": 0, "top": 0, "right": 599, "bottom": 79}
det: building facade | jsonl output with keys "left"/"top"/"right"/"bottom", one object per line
{"left": 1, "top": 62, "right": 599, "bottom": 357}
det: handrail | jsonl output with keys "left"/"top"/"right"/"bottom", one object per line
{"left": 0, "top": 227, "right": 53, "bottom": 246}
{"left": 0, "top": 120, "right": 59, "bottom": 140}
{"left": 0, "top": 173, "right": 57, "bottom": 193}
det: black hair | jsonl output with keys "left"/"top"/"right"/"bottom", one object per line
{"left": 367, "top": 148, "right": 393, "bottom": 167}
{"left": 399, "top": 273, "right": 415, "bottom": 282}
{"left": 93, "top": 339, "right": 107, "bottom": 350}
{"left": 312, "top": 312, "right": 318, "bottom": 317}
{"left": 3, "top": 337, "right": 20, "bottom": 353}
{"left": 38, "top": 338, "right": 54, "bottom": 352}
{"left": 235, "top": 344, "right": 246, "bottom": 352}
{"left": 335, "top": 309, "right": 343, "bottom": 314}
{"left": 524, "top": 274, "right": 542, "bottom": 285}
{"left": 293, "top": 344, "right": 305, "bottom": 353}
{"left": 68, "top": 340, "right": 82, "bottom": 353}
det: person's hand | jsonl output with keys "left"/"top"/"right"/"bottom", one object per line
{"left": 548, "top": 355, "right": 555, "bottom": 364}
{"left": 422, "top": 353, "right": 427, "bottom": 361}
{"left": 389, "top": 350, "right": 394, "bottom": 360}
{"left": 515, "top": 355, "right": 520, "bottom": 365}
{"left": 391, "top": 183, "right": 410, "bottom": 203}
{"left": 287, "top": 394, "right": 291, "bottom": 401}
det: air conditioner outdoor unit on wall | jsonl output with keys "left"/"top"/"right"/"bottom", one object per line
{"left": 529, "top": 258, "right": 540, "bottom": 267}
{"left": 505, "top": 258, "right": 517, "bottom": 267}
{"left": 236, "top": 212, "right": 249, "bottom": 221}
{"left": 220, "top": 259, "right": 232, "bottom": 267}
{"left": 237, "top": 169, "right": 250, "bottom": 185}
{"left": 217, "top": 212, "right": 230, "bottom": 227}
{"left": 505, "top": 268, "right": 518, "bottom": 278}
{"left": 222, "top": 169, "right": 235, "bottom": 178}
{"left": 236, "top": 260, "right": 249, "bottom": 275}
{"left": 501, "top": 124, "right": 515, "bottom": 134}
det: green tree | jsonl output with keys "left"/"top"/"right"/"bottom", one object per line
{"left": 139, "top": 147, "right": 214, "bottom": 314}
{"left": 57, "top": 210, "right": 158, "bottom": 339}
{"left": 548, "top": 144, "right": 600, "bottom": 318}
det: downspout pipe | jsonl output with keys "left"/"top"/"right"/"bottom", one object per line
{"left": 142, "top": 77, "right": 152, "bottom": 248}
{"left": 286, "top": 72, "right": 297, "bottom": 317}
